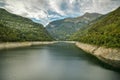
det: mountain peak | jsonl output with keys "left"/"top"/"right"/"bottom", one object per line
{"left": 70, "top": 6, "right": 120, "bottom": 48}
{"left": 0, "top": 8, "right": 53, "bottom": 41}
{"left": 83, "top": 12, "right": 101, "bottom": 16}
{"left": 46, "top": 12, "right": 102, "bottom": 40}
{"left": 84, "top": 12, "right": 91, "bottom": 15}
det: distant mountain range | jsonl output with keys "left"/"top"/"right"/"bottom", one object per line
{"left": 0, "top": 6, "right": 119, "bottom": 48}
{"left": 46, "top": 12, "right": 102, "bottom": 40}
{"left": 69, "top": 7, "right": 120, "bottom": 48}
{"left": 0, "top": 8, "right": 53, "bottom": 42}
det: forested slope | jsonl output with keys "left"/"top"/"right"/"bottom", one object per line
{"left": 0, "top": 8, "right": 53, "bottom": 42}
{"left": 46, "top": 13, "right": 101, "bottom": 40}
{"left": 70, "top": 7, "right": 120, "bottom": 48}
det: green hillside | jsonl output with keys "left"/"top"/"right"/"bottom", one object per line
{"left": 0, "top": 8, "right": 53, "bottom": 42}
{"left": 70, "top": 7, "right": 120, "bottom": 48}
{"left": 46, "top": 13, "right": 102, "bottom": 40}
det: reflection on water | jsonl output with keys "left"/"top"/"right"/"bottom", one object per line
{"left": 0, "top": 43, "right": 120, "bottom": 80}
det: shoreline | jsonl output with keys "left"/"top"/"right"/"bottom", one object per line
{"left": 0, "top": 41, "right": 120, "bottom": 69}
{"left": 75, "top": 42, "right": 120, "bottom": 69}
{"left": 0, "top": 41, "right": 56, "bottom": 50}
{"left": 0, "top": 41, "right": 75, "bottom": 50}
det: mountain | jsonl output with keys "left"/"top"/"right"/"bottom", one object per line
{"left": 69, "top": 7, "right": 120, "bottom": 48}
{"left": 46, "top": 13, "right": 102, "bottom": 40}
{"left": 0, "top": 8, "right": 53, "bottom": 42}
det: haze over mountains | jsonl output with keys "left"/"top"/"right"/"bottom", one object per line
{"left": 0, "top": 0, "right": 120, "bottom": 25}
{"left": 0, "top": 0, "right": 120, "bottom": 48}
{"left": 46, "top": 13, "right": 102, "bottom": 40}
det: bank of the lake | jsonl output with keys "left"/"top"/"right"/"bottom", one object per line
{"left": 0, "top": 42, "right": 120, "bottom": 80}
{"left": 0, "top": 41, "right": 120, "bottom": 69}
{"left": 75, "top": 42, "right": 120, "bottom": 69}
{"left": 0, "top": 42, "right": 56, "bottom": 50}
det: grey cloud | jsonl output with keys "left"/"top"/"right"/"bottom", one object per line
{"left": 0, "top": 0, "right": 120, "bottom": 26}
{"left": 0, "top": 0, "right": 6, "bottom": 7}
{"left": 0, "top": 2, "right": 5, "bottom": 7}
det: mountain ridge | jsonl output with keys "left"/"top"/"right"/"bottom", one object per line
{"left": 0, "top": 8, "right": 53, "bottom": 42}
{"left": 70, "top": 7, "right": 120, "bottom": 48}
{"left": 46, "top": 12, "right": 102, "bottom": 40}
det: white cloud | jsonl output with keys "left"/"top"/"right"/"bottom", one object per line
{"left": 48, "top": 1, "right": 65, "bottom": 16}
{"left": 0, "top": 0, "right": 120, "bottom": 26}
{"left": 80, "top": 0, "right": 120, "bottom": 14}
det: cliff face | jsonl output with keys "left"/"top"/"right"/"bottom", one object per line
{"left": 76, "top": 42, "right": 120, "bottom": 68}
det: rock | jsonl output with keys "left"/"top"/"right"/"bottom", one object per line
{"left": 76, "top": 42, "right": 120, "bottom": 68}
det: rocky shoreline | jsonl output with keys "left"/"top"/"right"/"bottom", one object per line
{"left": 0, "top": 42, "right": 56, "bottom": 50}
{"left": 0, "top": 41, "right": 120, "bottom": 68}
{"left": 75, "top": 42, "right": 120, "bottom": 69}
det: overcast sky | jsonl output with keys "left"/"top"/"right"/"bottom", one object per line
{"left": 0, "top": 0, "right": 120, "bottom": 26}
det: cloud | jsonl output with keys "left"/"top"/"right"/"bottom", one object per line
{"left": 0, "top": 0, "right": 120, "bottom": 26}
{"left": 0, "top": 0, "right": 5, "bottom": 7}
{"left": 80, "top": 0, "right": 120, "bottom": 14}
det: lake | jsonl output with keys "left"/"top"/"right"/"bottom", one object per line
{"left": 0, "top": 42, "right": 120, "bottom": 80}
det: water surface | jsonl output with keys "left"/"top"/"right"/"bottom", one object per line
{"left": 0, "top": 43, "right": 120, "bottom": 80}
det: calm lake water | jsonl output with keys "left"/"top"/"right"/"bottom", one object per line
{"left": 0, "top": 42, "right": 120, "bottom": 80}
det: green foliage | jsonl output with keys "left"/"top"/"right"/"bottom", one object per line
{"left": 70, "top": 7, "right": 120, "bottom": 48}
{"left": 46, "top": 13, "right": 101, "bottom": 40}
{"left": 0, "top": 8, "right": 53, "bottom": 42}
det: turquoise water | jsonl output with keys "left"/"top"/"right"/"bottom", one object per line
{"left": 0, "top": 43, "right": 119, "bottom": 80}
